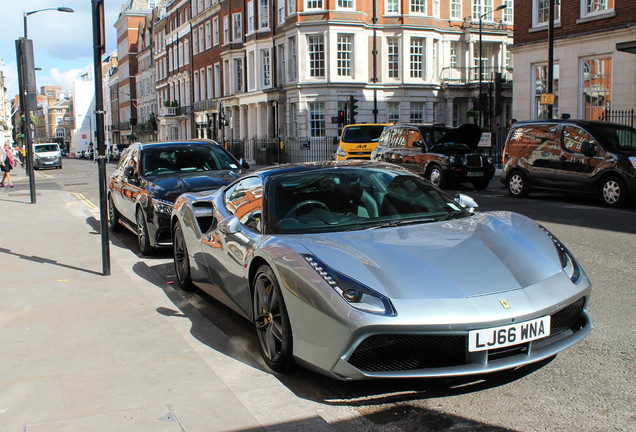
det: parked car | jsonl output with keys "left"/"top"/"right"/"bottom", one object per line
{"left": 335, "top": 123, "right": 388, "bottom": 160}
{"left": 33, "top": 143, "right": 62, "bottom": 170}
{"left": 171, "top": 161, "right": 592, "bottom": 379}
{"left": 371, "top": 123, "right": 495, "bottom": 189}
{"left": 108, "top": 139, "right": 248, "bottom": 255}
{"left": 501, "top": 119, "right": 636, "bottom": 207}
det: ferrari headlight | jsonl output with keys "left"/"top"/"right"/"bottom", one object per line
{"left": 153, "top": 198, "right": 174, "bottom": 215}
{"left": 302, "top": 254, "right": 396, "bottom": 316}
{"left": 539, "top": 225, "right": 581, "bottom": 283}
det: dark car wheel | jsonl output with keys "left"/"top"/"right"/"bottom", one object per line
{"left": 473, "top": 179, "right": 490, "bottom": 190}
{"left": 108, "top": 196, "right": 122, "bottom": 232}
{"left": 427, "top": 164, "right": 445, "bottom": 188}
{"left": 600, "top": 175, "right": 627, "bottom": 208}
{"left": 252, "top": 265, "right": 294, "bottom": 373}
{"left": 136, "top": 207, "right": 154, "bottom": 255}
{"left": 173, "top": 221, "right": 194, "bottom": 291}
{"left": 507, "top": 171, "right": 529, "bottom": 198}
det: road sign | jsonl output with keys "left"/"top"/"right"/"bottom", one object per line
{"left": 540, "top": 93, "right": 556, "bottom": 105}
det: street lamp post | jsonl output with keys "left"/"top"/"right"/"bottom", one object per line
{"left": 478, "top": 4, "right": 506, "bottom": 130}
{"left": 19, "top": 6, "right": 74, "bottom": 204}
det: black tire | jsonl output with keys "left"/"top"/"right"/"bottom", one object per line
{"left": 173, "top": 221, "right": 194, "bottom": 291}
{"left": 136, "top": 207, "right": 154, "bottom": 255}
{"left": 473, "top": 179, "right": 490, "bottom": 190}
{"left": 252, "top": 265, "right": 294, "bottom": 373}
{"left": 600, "top": 175, "right": 627, "bottom": 208}
{"left": 108, "top": 195, "right": 122, "bottom": 232}
{"left": 427, "top": 164, "right": 445, "bottom": 188}
{"left": 507, "top": 171, "right": 529, "bottom": 198}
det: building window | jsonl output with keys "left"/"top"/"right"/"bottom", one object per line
{"left": 410, "top": 37, "right": 424, "bottom": 78}
{"left": 582, "top": 0, "right": 613, "bottom": 18}
{"left": 194, "top": 71, "right": 200, "bottom": 102}
{"left": 450, "top": 0, "right": 461, "bottom": 19}
{"left": 224, "top": 16, "right": 229, "bottom": 43}
{"left": 308, "top": 35, "right": 325, "bottom": 78}
{"left": 233, "top": 13, "right": 242, "bottom": 40}
{"left": 224, "top": 60, "right": 230, "bottom": 94}
{"left": 288, "top": 0, "right": 296, "bottom": 15}
{"left": 170, "top": 127, "right": 179, "bottom": 140}
{"left": 410, "top": 102, "right": 424, "bottom": 123}
{"left": 278, "top": 44, "right": 286, "bottom": 84}
{"left": 248, "top": 1, "right": 255, "bottom": 33}
{"left": 410, "top": 0, "right": 425, "bottom": 14}
{"left": 235, "top": 58, "right": 243, "bottom": 92}
{"left": 308, "top": 102, "right": 325, "bottom": 137}
{"left": 199, "top": 26, "right": 205, "bottom": 53}
{"left": 205, "top": 22, "right": 212, "bottom": 49}
{"left": 534, "top": 0, "right": 561, "bottom": 26}
{"left": 387, "top": 102, "right": 400, "bottom": 123}
{"left": 503, "top": 0, "right": 513, "bottom": 23}
{"left": 387, "top": 38, "right": 399, "bottom": 78}
{"left": 200, "top": 68, "right": 206, "bottom": 100}
{"left": 260, "top": 0, "right": 270, "bottom": 29}
{"left": 290, "top": 103, "right": 297, "bottom": 137}
{"left": 212, "top": 18, "right": 219, "bottom": 47}
{"left": 192, "top": 30, "right": 198, "bottom": 55}
{"left": 337, "top": 34, "right": 353, "bottom": 77}
{"left": 289, "top": 37, "right": 297, "bottom": 80}
{"left": 338, "top": 0, "right": 353, "bottom": 8}
{"left": 307, "top": 0, "right": 323, "bottom": 8}
{"left": 432, "top": 0, "right": 440, "bottom": 17}
{"left": 214, "top": 63, "right": 221, "bottom": 98}
{"left": 207, "top": 67, "right": 213, "bottom": 99}
{"left": 533, "top": 63, "right": 559, "bottom": 119}
{"left": 581, "top": 57, "right": 611, "bottom": 120}
{"left": 473, "top": 46, "right": 489, "bottom": 81}
{"left": 387, "top": 0, "right": 399, "bottom": 13}
{"left": 184, "top": 39, "right": 189, "bottom": 64}
{"left": 262, "top": 49, "right": 271, "bottom": 87}
{"left": 473, "top": 0, "right": 493, "bottom": 20}
{"left": 278, "top": 0, "right": 285, "bottom": 24}
{"left": 248, "top": 52, "right": 255, "bottom": 89}
{"left": 450, "top": 42, "right": 458, "bottom": 68}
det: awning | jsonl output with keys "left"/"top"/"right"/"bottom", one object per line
{"left": 616, "top": 40, "right": 636, "bottom": 54}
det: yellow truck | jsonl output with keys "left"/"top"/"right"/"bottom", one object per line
{"left": 335, "top": 123, "right": 388, "bottom": 160}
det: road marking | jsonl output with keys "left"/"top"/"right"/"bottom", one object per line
{"left": 71, "top": 192, "right": 98, "bottom": 210}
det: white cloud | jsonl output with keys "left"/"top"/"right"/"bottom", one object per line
{"left": 46, "top": 66, "right": 93, "bottom": 89}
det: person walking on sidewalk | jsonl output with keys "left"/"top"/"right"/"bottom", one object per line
{"left": 0, "top": 141, "right": 16, "bottom": 188}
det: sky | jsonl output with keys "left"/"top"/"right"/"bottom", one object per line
{"left": 0, "top": 0, "right": 126, "bottom": 104}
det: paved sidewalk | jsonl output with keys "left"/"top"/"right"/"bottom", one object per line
{"left": 0, "top": 170, "right": 334, "bottom": 431}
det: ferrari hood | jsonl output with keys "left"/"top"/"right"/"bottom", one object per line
{"left": 146, "top": 171, "right": 238, "bottom": 202}
{"left": 295, "top": 212, "right": 564, "bottom": 300}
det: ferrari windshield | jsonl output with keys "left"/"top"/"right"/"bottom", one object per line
{"left": 141, "top": 144, "right": 238, "bottom": 176}
{"left": 267, "top": 167, "right": 468, "bottom": 234}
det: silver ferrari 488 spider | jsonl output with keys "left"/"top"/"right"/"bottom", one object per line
{"left": 171, "top": 161, "right": 592, "bottom": 380}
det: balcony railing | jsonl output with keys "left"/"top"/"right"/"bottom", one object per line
{"left": 161, "top": 106, "right": 191, "bottom": 116}
{"left": 192, "top": 98, "right": 218, "bottom": 112}
{"left": 439, "top": 67, "right": 513, "bottom": 85}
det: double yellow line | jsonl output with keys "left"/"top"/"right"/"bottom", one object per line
{"left": 71, "top": 192, "right": 98, "bottom": 210}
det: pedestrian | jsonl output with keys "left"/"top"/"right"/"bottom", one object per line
{"left": 0, "top": 141, "right": 16, "bottom": 187}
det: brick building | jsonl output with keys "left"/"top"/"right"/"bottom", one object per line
{"left": 511, "top": 0, "right": 636, "bottom": 121}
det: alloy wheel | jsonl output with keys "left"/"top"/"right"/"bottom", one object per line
{"left": 602, "top": 179, "right": 621, "bottom": 205}
{"left": 254, "top": 274, "right": 284, "bottom": 362}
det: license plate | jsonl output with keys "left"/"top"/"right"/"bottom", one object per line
{"left": 45, "top": 162, "right": 54, "bottom": 164}
{"left": 467, "top": 172, "right": 484, "bottom": 177}
{"left": 468, "top": 316, "right": 551, "bottom": 352}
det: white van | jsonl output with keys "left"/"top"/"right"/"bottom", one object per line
{"left": 33, "top": 143, "right": 62, "bottom": 170}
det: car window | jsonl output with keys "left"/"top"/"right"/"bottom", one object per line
{"left": 406, "top": 130, "right": 424, "bottom": 148}
{"left": 590, "top": 124, "right": 636, "bottom": 152}
{"left": 225, "top": 177, "right": 263, "bottom": 233}
{"left": 267, "top": 167, "right": 467, "bottom": 234}
{"left": 342, "top": 126, "right": 386, "bottom": 143}
{"left": 563, "top": 126, "right": 597, "bottom": 155}
{"left": 34, "top": 144, "right": 59, "bottom": 153}
{"left": 141, "top": 145, "right": 238, "bottom": 176}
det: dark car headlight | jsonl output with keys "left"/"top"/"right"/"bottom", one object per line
{"left": 539, "top": 225, "right": 581, "bottom": 283}
{"left": 153, "top": 198, "right": 174, "bottom": 215}
{"left": 302, "top": 254, "right": 396, "bottom": 316}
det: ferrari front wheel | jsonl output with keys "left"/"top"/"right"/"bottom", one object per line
{"left": 252, "top": 265, "right": 294, "bottom": 373}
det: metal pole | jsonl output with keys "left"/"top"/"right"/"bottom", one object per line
{"left": 479, "top": 17, "right": 483, "bottom": 129}
{"left": 16, "top": 38, "right": 37, "bottom": 204}
{"left": 547, "top": 0, "right": 555, "bottom": 119}
{"left": 92, "top": 0, "right": 110, "bottom": 276}
{"left": 372, "top": 0, "right": 378, "bottom": 123}
{"left": 23, "top": 13, "right": 28, "bottom": 39}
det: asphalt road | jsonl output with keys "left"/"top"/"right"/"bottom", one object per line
{"left": 31, "top": 159, "right": 636, "bottom": 431}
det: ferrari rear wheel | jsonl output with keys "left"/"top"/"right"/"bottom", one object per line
{"left": 252, "top": 265, "right": 294, "bottom": 373}
{"left": 173, "top": 221, "right": 194, "bottom": 291}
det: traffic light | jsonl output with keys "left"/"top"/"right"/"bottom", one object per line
{"left": 348, "top": 95, "right": 359, "bottom": 124}
{"left": 337, "top": 109, "right": 345, "bottom": 125}
{"left": 218, "top": 102, "right": 227, "bottom": 128}
{"left": 494, "top": 72, "right": 503, "bottom": 116}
